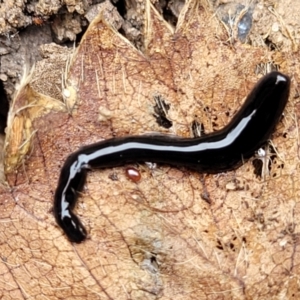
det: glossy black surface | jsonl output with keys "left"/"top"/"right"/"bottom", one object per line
{"left": 54, "top": 71, "right": 290, "bottom": 243}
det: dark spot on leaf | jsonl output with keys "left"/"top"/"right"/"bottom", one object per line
{"left": 153, "top": 94, "right": 172, "bottom": 129}
{"left": 191, "top": 120, "right": 205, "bottom": 137}
{"left": 109, "top": 173, "right": 118, "bottom": 181}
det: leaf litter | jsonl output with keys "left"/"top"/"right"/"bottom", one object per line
{"left": 1, "top": 0, "right": 300, "bottom": 299}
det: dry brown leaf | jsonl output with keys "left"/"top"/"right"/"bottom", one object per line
{"left": 1, "top": 0, "right": 300, "bottom": 299}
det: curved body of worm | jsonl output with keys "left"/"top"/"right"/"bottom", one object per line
{"left": 54, "top": 71, "right": 291, "bottom": 243}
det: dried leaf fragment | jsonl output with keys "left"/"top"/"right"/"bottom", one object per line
{"left": 1, "top": 0, "right": 300, "bottom": 299}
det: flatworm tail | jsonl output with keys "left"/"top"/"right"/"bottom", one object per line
{"left": 54, "top": 71, "right": 290, "bottom": 243}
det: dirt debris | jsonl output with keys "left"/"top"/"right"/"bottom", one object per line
{"left": 0, "top": 0, "right": 300, "bottom": 100}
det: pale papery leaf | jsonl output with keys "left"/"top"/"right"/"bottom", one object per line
{"left": 1, "top": 0, "right": 300, "bottom": 299}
